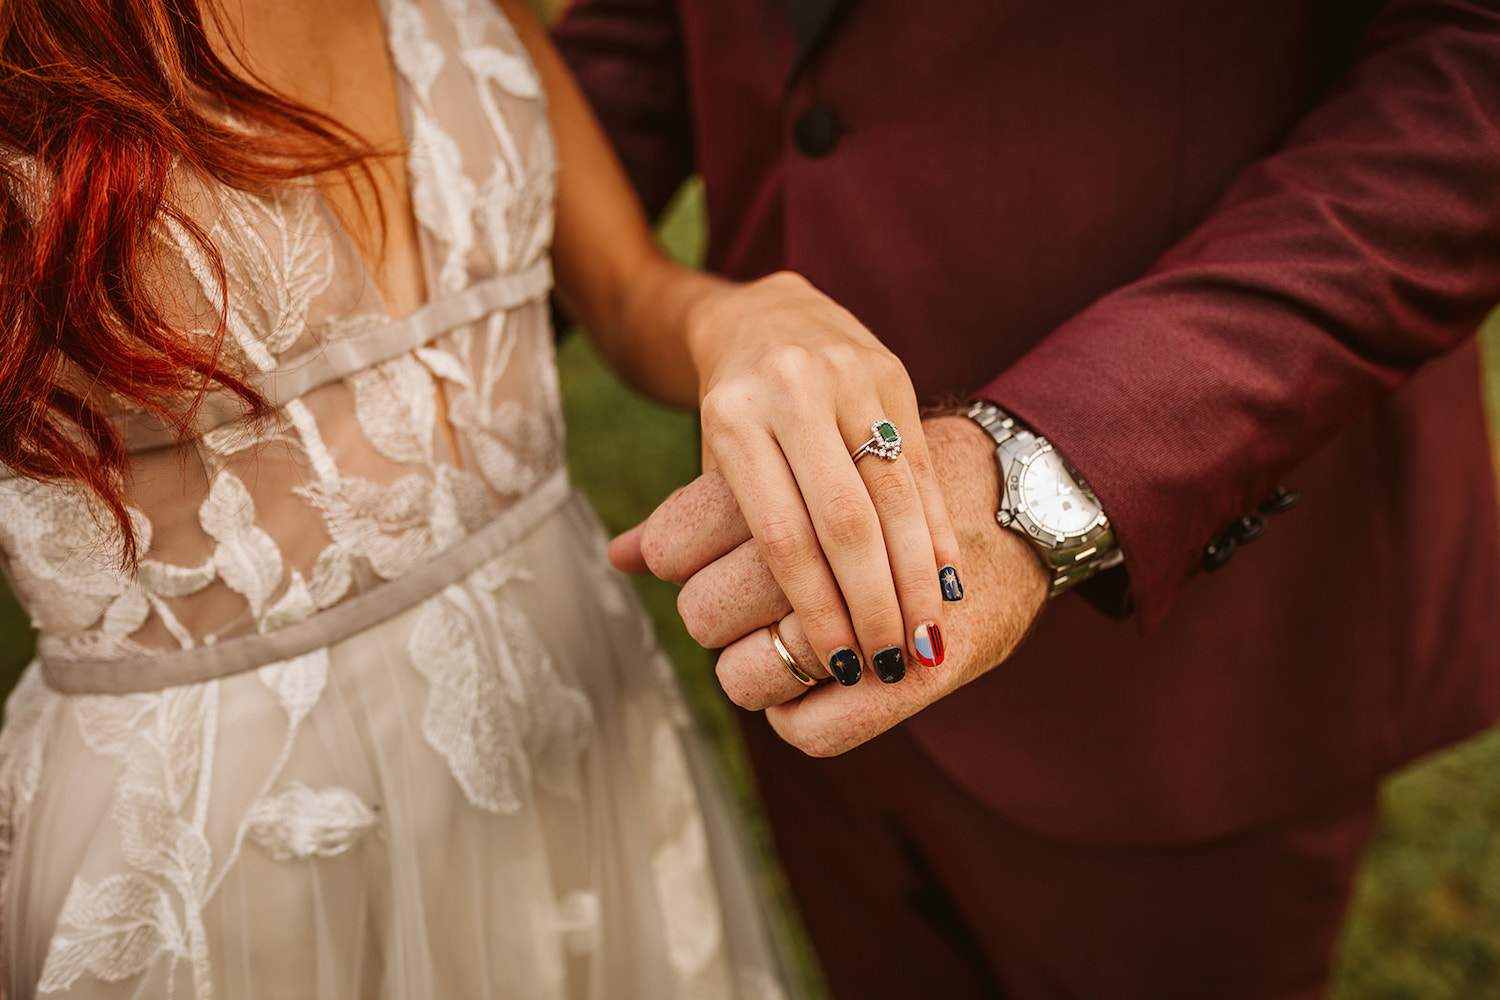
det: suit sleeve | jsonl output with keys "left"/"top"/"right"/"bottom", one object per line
{"left": 550, "top": 0, "right": 695, "bottom": 221}
{"left": 985, "top": 0, "right": 1500, "bottom": 628}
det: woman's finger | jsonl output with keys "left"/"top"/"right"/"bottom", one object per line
{"left": 689, "top": 271, "right": 959, "bottom": 688}
{"left": 719, "top": 379, "right": 915, "bottom": 686}
{"left": 845, "top": 407, "right": 948, "bottom": 675}
{"left": 702, "top": 394, "right": 868, "bottom": 686}
{"left": 904, "top": 417, "right": 965, "bottom": 604}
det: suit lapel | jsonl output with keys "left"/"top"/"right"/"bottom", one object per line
{"left": 782, "top": 0, "right": 854, "bottom": 83}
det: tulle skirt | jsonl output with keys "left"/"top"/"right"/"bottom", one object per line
{"left": 0, "top": 494, "right": 790, "bottom": 999}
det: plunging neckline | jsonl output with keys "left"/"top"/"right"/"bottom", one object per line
{"left": 363, "top": 0, "right": 435, "bottom": 320}
{"left": 302, "top": 0, "right": 435, "bottom": 322}
{"left": 311, "top": 0, "right": 464, "bottom": 467}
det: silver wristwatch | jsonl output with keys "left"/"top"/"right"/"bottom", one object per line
{"left": 964, "top": 401, "right": 1123, "bottom": 597}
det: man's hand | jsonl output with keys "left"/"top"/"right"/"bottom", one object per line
{"left": 609, "top": 415, "right": 1050, "bottom": 757}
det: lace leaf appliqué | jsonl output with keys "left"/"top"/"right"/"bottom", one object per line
{"left": 247, "top": 782, "right": 377, "bottom": 862}
{"left": 200, "top": 472, "right": 284, "bottom": 622}
{"left": 36, "top": 874, "right": 185, "bottom": 994}
{"left": 408, "top": 556, "right": 592, "bottom": 813}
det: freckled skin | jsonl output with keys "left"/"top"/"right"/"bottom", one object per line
{"left": 639, "top": 473, "right": 748, "bottom": 585}
{"left": 615, "top": 416, "right": 1050, "bottom": 757}
{"left": 678, "top": 539, "right": 790, "bottom": 648}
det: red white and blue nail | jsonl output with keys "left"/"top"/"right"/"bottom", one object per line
{"left": 913, "top": 622, "right": 945, "bottom": 667}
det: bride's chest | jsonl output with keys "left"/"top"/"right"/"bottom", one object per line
{"left": 192, "top": 0, "right": 558, "bottom": 373}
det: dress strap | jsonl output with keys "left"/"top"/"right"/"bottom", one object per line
{"left": 40, "top": 465, "right": 573, "bottom": 695}
{"left": 270, "top": 258, "right": 554, "bottom": 408}
{"left": 114, "top": 258, "right": 555, "bottom": 453}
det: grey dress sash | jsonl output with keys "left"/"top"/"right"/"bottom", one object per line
{"left": 34, "top": 255, "right": 572, "bottom": 695}
{"left": 42, "top": 465, "right": 573, "bottom": 695}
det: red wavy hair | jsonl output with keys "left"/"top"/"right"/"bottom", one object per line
{"left": 0, "top": 0, "right": 371, "bottom": 565}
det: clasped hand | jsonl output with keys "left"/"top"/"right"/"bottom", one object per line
{"left": 610, "top": 272, "right": 1049, "bottom": 756}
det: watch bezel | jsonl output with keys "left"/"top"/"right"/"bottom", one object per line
{"left": 999, "top": 446, "right": 1114, "bottom": 565}
{"left": 1004, "top": 444, "right": 1110, "bottom": 546}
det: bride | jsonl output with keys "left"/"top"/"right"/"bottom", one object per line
{"left": 0, "top": 0, "right": 957, "bottom": 996}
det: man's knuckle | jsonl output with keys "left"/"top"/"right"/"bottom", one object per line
{"left": 676, "top": 588, "right": 724, "bottom": 648}
{"left": 640, "top": 524, "right": 687, "bottom": 583}
{"left": 714, "top": 660, "right": 763, "bottom": 710}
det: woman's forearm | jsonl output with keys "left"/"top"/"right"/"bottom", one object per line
{"left": 498, "top": 0, "right": 963, "bottom": 713}
{"left": 498, "top": 0, "right": 716, "bottom": 408}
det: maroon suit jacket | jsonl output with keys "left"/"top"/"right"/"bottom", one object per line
{"left": 554, "top": 0, "right": 1500, "bottom": 844}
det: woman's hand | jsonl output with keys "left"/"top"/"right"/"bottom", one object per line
{"left": 611, "top": 415, "right": 1049, "bottom": 756}
{"left": 672, "top": 270, "right": 963, "bottom": 687}
{"left": 497, "top": 2, "right": 959, "bottom": 682}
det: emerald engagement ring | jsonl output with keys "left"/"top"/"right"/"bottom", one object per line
{"left": 851, "top": 419, "right": 903, "bottom": 462}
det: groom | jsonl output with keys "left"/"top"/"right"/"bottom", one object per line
{"left": 554, "top": 2, "right": 1500, "bottom": 997}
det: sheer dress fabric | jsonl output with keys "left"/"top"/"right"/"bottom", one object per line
{"left": 0, "top": 0, "right": 789, "bottom": 996}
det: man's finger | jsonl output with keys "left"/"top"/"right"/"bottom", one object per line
{"left": 607, "top": 523, "right": 650, "bottom": 575}
{"left": 764, "top": 657, "right": 956, "bottom": 757}
{"left": 716, "top": 613, "right": 830, "bottom": 711}
{"left": 639, "top": 470, "right": 752, "bottom": 583}
{"left": 678, "top": 537, "right": 792, "bottom": 649}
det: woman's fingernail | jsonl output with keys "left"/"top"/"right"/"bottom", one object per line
{"left": 828, "top": 648, "right": 862, "bottom": 686}
{"left": 914, "top": 623, "right": 945, "bottom": 667}
{"left": 873, "top": 646, "right": 905, "bottom": 684}
{"left": 940, "top": 565, "right": 964, "bottom": 602}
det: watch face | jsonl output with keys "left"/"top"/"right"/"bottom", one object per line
{"left": 1017, "top": 448, "right": 1103, "bottom": 540}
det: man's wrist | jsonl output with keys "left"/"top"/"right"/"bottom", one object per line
{"left": 921, "top": 413, "right": 1051, "bottom": 625}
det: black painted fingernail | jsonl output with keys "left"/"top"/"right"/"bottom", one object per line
{"left": 828, "top": 647, "right": 862, "bottom": 686}
{"left": 940, "top": 565, "right": 964, "bottom": 602}
{"left": 873, "top": 646, "right": 905, "bottom": 684}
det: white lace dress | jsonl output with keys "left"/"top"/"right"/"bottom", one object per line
{"left": 0, "top": 2, "right": 788, "bottom": 997}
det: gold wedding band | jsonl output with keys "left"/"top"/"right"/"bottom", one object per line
{"left": 769, "top": 621, "right": 817, "bottom": 687}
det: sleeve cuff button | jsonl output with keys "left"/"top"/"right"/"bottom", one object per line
{"left": 1259, "top": 486, "right": 1300, "bottom": 515}
{"left": 1202, "top": 535, "right": 1237, "bottom": 572}
{"left": 1232, "top": 514, "right": 1267, "bottom": 544}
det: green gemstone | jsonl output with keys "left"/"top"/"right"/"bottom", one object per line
{"left": 877, "top": 421, "right": 899, "bottom": 443}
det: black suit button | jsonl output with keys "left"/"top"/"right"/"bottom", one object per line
{"left": 1232, "top": 514, "right": 1267, "bottom": 544}
{"left": 1202, "top": 535, "right": 1237, "bottom": 573}
{"left": 793, "top": 106, "right": 842, "bottom": 157}
{"left": 1259, "top": 486, "right": 1300, "bottom": 516}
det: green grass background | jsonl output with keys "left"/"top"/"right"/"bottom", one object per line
{"left": 6, "top": 178, "right": 1500, "bottom": 997}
